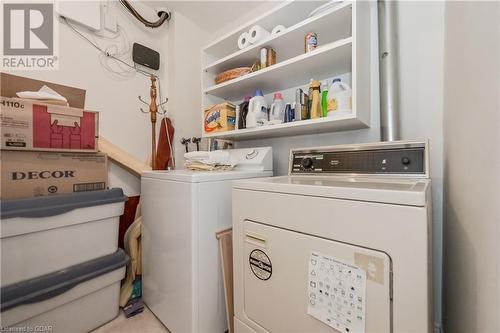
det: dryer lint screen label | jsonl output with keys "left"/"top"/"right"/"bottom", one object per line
{"left": 307, "top": 251, "right": 367, "bottom": 333}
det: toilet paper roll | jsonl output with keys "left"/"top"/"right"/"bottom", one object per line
{"left": 248, "top": 25, "right": 270, "bottom": 44}
{"left": 238, "top": 32, "right": 250, "bottom": 49}
{"left": 271, "top": 25, "right": 286, "bottom": 35}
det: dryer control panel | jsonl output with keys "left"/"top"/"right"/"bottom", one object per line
{"left": 290, "top": 141, "right": 427, "bottom": 176}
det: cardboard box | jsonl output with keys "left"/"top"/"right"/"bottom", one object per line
{"left": 1, "top": 73, "right": 86, "bottom": 108}
{"left": 204, "top": 102, "right": 236, "bottom": 133}
{"left": 0, "top": 97, "right": 98, "bottom": 152}
{"left": 1, "top": 150, "right": 108, "bottom": 200}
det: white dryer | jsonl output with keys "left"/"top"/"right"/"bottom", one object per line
{"left": 232, "top": 141, "right": 432, "bottom": 333}
{"left": 141, "top": 147, "right": 272, "bottom": 333}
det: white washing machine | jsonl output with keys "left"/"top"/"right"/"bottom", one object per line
{"left": 141, "top": 147, "right": 272, "bottom": 333}
{"left": 232, "top": 141, "right": 432, "bottom": 333}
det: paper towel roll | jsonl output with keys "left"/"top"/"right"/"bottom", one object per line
{"left": 238, "top": 32, "right": 250, "bottom": 49}
{"left": 248, "top": 25, "right": 270, "bottom": 44}
{"left": 271, "top": 25, "right": 286, "bottom": 35}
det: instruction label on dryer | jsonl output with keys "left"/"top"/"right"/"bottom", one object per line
{"left": 307, "top": 251, "right": 366, "bottom": 333}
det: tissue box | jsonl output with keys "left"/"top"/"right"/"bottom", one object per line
{"left": 0, "top": 150, "right": 108, "bottom": 200}
{"left": 204, "top": 102, "right": 236, "bottom": 133}
{"left": 0, "top": 97, "right": 98, "bottom": 152}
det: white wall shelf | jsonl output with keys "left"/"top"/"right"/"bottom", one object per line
{"left": 201, "top": 0, "right": 372, "bottom": 141}
{"left": 203, "top": 2, "right": 352, "bottom": 74}
{"left": 203, "top": 1, "right": 330, "bottom": 60}
{"left": 205, "top": 38, "right": 352, "bottom": 101}
{"left": 203, "top": 114, "right": 368, "bottom": 140}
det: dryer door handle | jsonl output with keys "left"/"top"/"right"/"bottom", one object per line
{"left": 245, "top": 231, "right": 267, "bottom": 248}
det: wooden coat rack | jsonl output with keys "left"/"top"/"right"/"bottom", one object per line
{"left": 138, "top": 76, "right": 167, "bottom": 170}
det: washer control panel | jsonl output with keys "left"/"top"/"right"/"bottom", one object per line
{"left": 290, "top": 142, "right": 427, "bottom": 176}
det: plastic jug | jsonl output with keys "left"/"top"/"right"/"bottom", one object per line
{"left": 327, "top": 79, "right": 352, "bottom": 116}
{"left": 269, "top": 92, "right": 284, "bottom": 124}
{"left": 247, "top": 90, "right": 268, "bottom": 128}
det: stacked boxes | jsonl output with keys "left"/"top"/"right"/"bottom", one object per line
{"left": 0, "top": 75, "right": 126, "bottom": 332}
{"left": 0, "top": 94, "right": 107, "bottom": 200}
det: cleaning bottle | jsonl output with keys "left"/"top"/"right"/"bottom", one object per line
{"left": 327, "top": 78, "right": 352, "bottom": 116}
{"left": 247, "top": 90, "right": 268, "bottom": 128}
{"left": 321, "top": 80, "right": 329, "bottom": 117}
{"left": 284, "top": 103, "right": 293, "bottom": 123}
{"left": 238, "top": 95, "right": 251, "bottom": 129}
{"left": 307, "top": 80, "right": 314, "bottom": 115}
{"left": 295, "top": 88, "right": 309, "bottom": 120}
{"left": 269, "top": 92, "right": 284, "bottom": 124}
{"left": 309, "top": 79, "right": 322, "bottom": 119}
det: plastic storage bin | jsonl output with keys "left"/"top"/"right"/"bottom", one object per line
{"left": 1, "top": 249, "right": 129, "bottom": 332}
{"left": 1, "top": 189, "right": 127, "bottom": 287}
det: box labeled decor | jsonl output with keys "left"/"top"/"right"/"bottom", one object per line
{"left": 0, "top": 97, "right": 98, "bottom": 152}
{"left": 204, "top": 102, "right": 236, "bottom": 133}
{"left": 0, "top": 150, "right": 108, "bottom": 200}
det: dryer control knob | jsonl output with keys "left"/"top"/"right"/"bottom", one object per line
{"left": 401, "top": 157, "right": 411, "bottom": 165}
{"left": 301, "top": 157, "right": 314, "bottom": 169}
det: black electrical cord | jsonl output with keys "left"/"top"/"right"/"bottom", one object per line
{"left": 119, "top": 0, "right": 170, "bottom": 28}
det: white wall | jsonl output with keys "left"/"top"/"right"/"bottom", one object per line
{"left": 163, "top": 1, "right": 285, "bottom": 164}
{"left": 233, "top": 1, "right": 445, "bottom": 329}
{"left": 166, "top": 11, "right": 210, "bottom": 166}
{"left": 443, "top": 2, "right": 500, "bottom": 332}
{"left": 398, "top": 3, "right": 444, "bottom": 329}
{"left": 5, "top": 1, "right": 169, "bottom": 196}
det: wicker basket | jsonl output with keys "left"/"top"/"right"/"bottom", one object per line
{"left": 215, "top": 67, "right": 251, "bottom": 85}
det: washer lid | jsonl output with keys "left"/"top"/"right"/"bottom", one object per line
{"left": 233, "top": 176, "right": 430, "bottom": 206}
{"left": 141, "top": 169, "right": 273, "bottom": 183}
{"left": 142, "top": 147, "right": 273, "bottom": 182}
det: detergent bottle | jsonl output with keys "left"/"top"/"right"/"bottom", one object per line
{"left": 269, "top": 92, "right": 284, "bottom": 124}
{"left": 327, "top": 79, "right": 352, "bottom": 116}
{"left": 247, "top": 90, "right": 268, "bottom": 128}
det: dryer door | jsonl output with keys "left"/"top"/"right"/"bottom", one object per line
{"left": 243, "top": 220, "right": 392, "bottom": 333}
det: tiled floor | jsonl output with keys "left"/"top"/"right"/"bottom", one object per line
{"left": 91, "top": 306, "right": 169, "bottom": 333}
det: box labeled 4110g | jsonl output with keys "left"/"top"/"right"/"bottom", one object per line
{"left": 0, "top": 97, "right": 98, "bottom": 152}
{"left": 0, "top": 150, "right": 108, "bottom": 200}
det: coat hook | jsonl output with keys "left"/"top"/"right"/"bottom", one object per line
{"left": 138, "top": 75, "right": 169, "bottom": 170}
{"left": 138, "top": 96, "right": 149, "bottom": 106}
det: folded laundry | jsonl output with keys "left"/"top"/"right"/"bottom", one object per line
{"left": 184, "top": 150, "right": 235, "bottom": 171}
{"left": 184, "top": 161, "right": 233, "bottom": 171}
{"left": 184, "top": 150, "right": 232, "bottom": 165}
